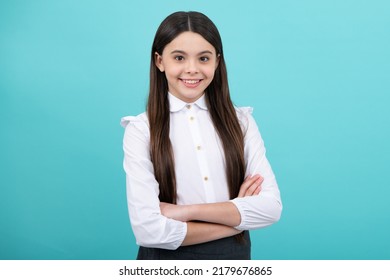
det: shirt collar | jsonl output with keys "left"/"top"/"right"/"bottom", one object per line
{"left": 168, "top": 92, "right": 208, "bottom": 112}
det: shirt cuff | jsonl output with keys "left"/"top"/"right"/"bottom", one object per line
{"left": 230, "top": 198, "right": 248, "bottom": 231}
{"left": 175, "top": 221, "right": 188, "bottom": 249}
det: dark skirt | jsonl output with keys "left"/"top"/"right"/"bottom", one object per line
{"left": 137, "top": 231, "right": 251, "bottom": 260}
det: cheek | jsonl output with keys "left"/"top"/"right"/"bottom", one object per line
{"left": 165, "top": 66, "right": 182, "bottom": 78}
{"left": 204, "top": 68, "right": 217, "bottom": 79}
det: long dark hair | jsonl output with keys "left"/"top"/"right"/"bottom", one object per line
{"left": 148, "top": 11, "right": 245, "bottom": 205}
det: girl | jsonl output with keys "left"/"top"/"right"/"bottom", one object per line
{"left": 121, "top": 11, "right": 282, "bottom": 260}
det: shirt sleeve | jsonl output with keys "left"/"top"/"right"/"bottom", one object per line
{"left": 230, "top": 108, "right": 282, "bottom": 231}
{"left": 121, "top": 115, "right": 187, "bottom": 250}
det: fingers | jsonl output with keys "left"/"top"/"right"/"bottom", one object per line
{"left": 244, "top": 176, "right": 263, "bottom": 196}
{"left": 238, "top": 174, "right": 264, "bottom": 197}
{"left": 238, "top": 175, "right": 254, "bottom": 197}
{"left": 250, "top": 180, "right": 263, "bottom": 196}
{"left": 238, "top": 175, "right": 259, "bottom": 197}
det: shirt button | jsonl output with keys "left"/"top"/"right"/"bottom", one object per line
{"left": 196, "top": 145, "right": 201, "bottom": 150}
{"left": 189, "top": 116, "right": 194, "bottom": 121}
{"left": 204, "top": 176, "right": 208, "bottom": 181}
{"left": 186, "top": 105, "right": 191, "bottom": 109}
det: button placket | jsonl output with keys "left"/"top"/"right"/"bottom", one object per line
{"left": 185, "top": 106, "right": 215, "bottom": 202}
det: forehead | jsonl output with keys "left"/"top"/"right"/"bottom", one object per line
{"left": 163, "top": 31, "right": 216, "bottom": 54}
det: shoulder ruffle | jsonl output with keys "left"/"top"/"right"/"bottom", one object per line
{"left": 235, "top": 106, "right": 253, "bottom": 131}
{"left": 120, "top": 113, "right": 149, "bottom": 137}
{"left": 120, "top": 113, "right": 148, "bottom": 127}
{"left": 235, "top": 106, "right": 253, "bottom": 116}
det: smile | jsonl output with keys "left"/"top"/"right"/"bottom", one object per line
{"left": 180, "top": 79, "right": 203, "bottom": 88}
{"left": 180, "top": 79, "right": 202, "bottom": 84}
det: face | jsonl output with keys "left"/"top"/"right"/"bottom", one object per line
{"left": 155, "top": 31, "right": 220, "bottom": 103}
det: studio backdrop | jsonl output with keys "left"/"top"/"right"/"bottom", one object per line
{"left": 1, "top": 0, "right": 389, "bottom": 259}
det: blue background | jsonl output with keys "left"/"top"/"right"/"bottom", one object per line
{"left": 1, "top": 0, "right": 389, "bottom": 259}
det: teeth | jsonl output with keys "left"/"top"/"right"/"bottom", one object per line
{"left": 182, "top": 79, "right": 200, "bottom": 84}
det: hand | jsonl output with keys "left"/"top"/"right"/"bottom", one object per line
{"left": 238, "top": 174, "right": 263, "bottom": 197}
{"left": 160, "top": 202, "right": 189, "bottom": 222}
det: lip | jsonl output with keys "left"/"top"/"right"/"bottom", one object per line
{"left": 180, "top": 78, "right": 203, "bottom": 88}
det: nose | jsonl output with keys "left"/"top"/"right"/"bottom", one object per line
{"left": 185, "top": 59, "right": 199, "bottom": 74}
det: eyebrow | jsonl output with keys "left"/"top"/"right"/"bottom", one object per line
{"left": 170, "top": 50, "right": 214, "bottom": 55}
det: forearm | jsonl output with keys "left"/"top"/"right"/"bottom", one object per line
{"left": 181, "top": 221, "right": 241, "bottom": 246}
{"left": 161, "top": 201, "right": 242, "bottom": 227}
{"left": 186, "top": 202, "right": 241, "bottom": 227}
{"left": 159, "top": 175, "right": 265, "bottom": 230}
{"left": 184, "top": 175, "right": 263, "bottom": 226}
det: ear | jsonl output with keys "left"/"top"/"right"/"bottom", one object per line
{"left": 215, "top": 54, "right": 221, "bottom": 70}
{"left": 154, "top": 52, "right": 165, "bottom": 72}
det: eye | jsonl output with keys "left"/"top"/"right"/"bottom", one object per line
{"left": 175, "top": 56, "right": 184, "bottom": 61}
{"left": 200, "top": 57, "right": 209, "bottom": 62}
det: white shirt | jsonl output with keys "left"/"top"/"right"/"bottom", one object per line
{"left": 121, "top": 93, "right": 282, "bottom": 250}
